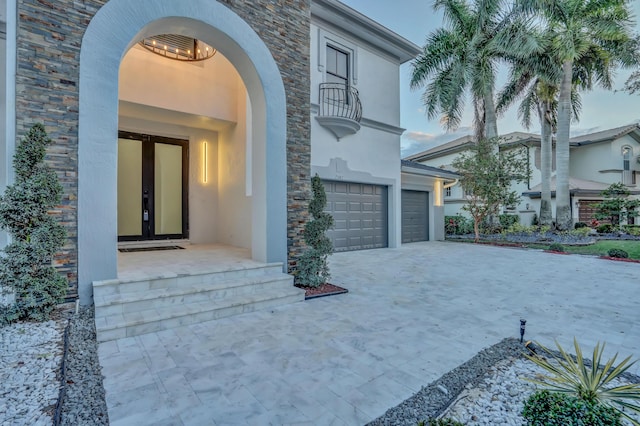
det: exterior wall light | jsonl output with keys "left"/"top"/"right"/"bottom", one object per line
{"left": 202, "top": 141, "right": 208, "bottom": 184}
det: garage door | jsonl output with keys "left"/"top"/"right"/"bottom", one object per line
{"left": 579, "top": 200, "right": 604, "bottom": 224}
{"left": 401, "top": 190, "right": 429, "bottom": 243}
{"left": 324, "top": 181, "right": 388, "bottom": 252}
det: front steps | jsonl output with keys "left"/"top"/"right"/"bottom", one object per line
{"left": 93, "top": 263, "right": 304, "bottom": 342}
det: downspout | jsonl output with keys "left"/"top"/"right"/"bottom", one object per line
{"left": 443, "top": 178, "right": 459, "bottom": 189}
{"left": 520, "top": 143, "right": 530, "bottom": 190}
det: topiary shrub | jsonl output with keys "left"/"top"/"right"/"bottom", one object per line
{"left": 607, "top": 248, "right": 629, "bottom": 259}
{"left": 522, "top": 390, "right": 621, "bottom": 425}
{"left": 295, "top": 174, "right": 334, "bottom": 288}
{"left": 549, "top": 243, "right": 565, "bottom": 252}
{"left": 0, "top": 124, "right": 68, "bottom": 324}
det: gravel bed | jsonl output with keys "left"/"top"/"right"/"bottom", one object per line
{"left": 447, "top": 232, "right": 596, "bottom": 245}
{"left": 0, "top": 305, "right": 109, "bottom": 426}
{"left": 368, "top": 338, "right": 640, "bottom": 426}
{"left": 367, "top": 338, "right": 526, "bottom": 425}
{"left": 58, "top": 306, "right": 109, "bottom": 426}
{"left": 0, "top": 314, "right": 66, "bottom": 426}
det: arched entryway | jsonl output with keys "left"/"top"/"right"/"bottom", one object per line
{"left": 77, "top": 0, "right": 287, "bottom": 304}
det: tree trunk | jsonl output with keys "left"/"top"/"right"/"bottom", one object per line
{"left": 539, "top": 99, "right": 553, "bottom": 226}
{"left": 473, "top": 217, "right": 480, "bottom": 243}
{"left": 555, "top": 60, "right": 573, "bottom": 230}
{"left": 484, "top": 90, "right": 499, "bottom": 140}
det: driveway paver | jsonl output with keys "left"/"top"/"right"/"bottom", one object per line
{"left": 99, "top": 242, "right": 640, "bottom": 425}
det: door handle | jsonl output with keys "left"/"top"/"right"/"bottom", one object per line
{"left": 143, "top": 190, "right": 150, "bottom": 222}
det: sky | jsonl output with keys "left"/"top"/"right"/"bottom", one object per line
{"left": 339, "top": 0, "right": 640, "bottom": 158}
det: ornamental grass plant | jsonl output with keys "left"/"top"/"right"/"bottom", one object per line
{"left": 525, "top": 338, "right": 640, "bottom": 425}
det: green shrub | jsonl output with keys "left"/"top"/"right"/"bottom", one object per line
{"left": 623, "top": 225, "right": 640, "bottom": 236}
{"left": 574, "top": 222, "right": 588, "bottom": 229}
{"left": 499, "top": 214, "right": 519, "bottom": 228}
{"left": 607, "top": 248, "right": 629, "bottom": 259}
{"left": 570, "top": 226, "right": 592, "bottom": 237}
{"left": 296, "top": 175, "right": 334, "bottom": 288}
{"left": 531, "top": 213, "right": 539, "bottom": 226}
{"left": 445, "top": 215, "right": 473, "bottom": 235}
{"left": 502, "top": 223, "right": 539, "bottom": 237}
{"left": 522, "top": 390, "right": 621, "bottom": 426}
{"left": 0, "top": 124, "right": 68, "bottom": 324}
{"left": 538, "top": 225, "right": 551, "bottom": 234}
{"left": 549, "top": 243, "right": 565, "bottom": 252}
{"left": 525, "top": 339, "right": 640, "bottom": 424}
{"left": 597, "top": 223, "right": 614, "bottom": 234}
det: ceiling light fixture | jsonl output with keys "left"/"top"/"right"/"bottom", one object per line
{"left": 139, "top": 34, "right": 216, "bottom": 62}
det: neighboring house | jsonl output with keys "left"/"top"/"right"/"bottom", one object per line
{"left": 0, "top": 0, "right": 455, "bottom": 308}
{"left": 406, "top": 125, "right": 640, "bottom": 226}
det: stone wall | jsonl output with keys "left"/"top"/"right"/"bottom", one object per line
{"left": 15, "top": 0, "right": 311, "bottom": 296}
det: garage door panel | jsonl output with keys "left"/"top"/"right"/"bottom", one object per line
{"left": 401, "top": 190, "right": 429, "bottom": 243}
{"left": 324, "top": 180, "right": 388, "bottom": 252}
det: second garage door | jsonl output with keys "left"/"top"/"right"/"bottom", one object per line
{"left": 401, "top": 190, "right": 429, "bottom": 243}
{"left": 324, "top": 181, "right": 388, "bottom": 252}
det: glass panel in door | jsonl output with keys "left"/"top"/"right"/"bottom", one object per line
{"left": 117, "top": 138, "right": 142, "bottom": 237}
{"left": 154, "top": 143, "right": 183, "bottom": 236}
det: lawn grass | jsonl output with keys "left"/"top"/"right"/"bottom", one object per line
{"left": 541, "top": 240, "right": 640, "bottom": 259}
{"left": 521, "top": 240, "right": 640, "bottom": 259}
{"left": 448, "top": 238, "right": 640, "bottom": 260}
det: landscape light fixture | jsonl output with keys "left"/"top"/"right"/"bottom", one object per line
{"left": 520, "top": 318, "right": 526, "bottom": 343}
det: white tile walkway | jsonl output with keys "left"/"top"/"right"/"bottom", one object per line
{"left": 99, "top": 242, "right": 640, "bottom": 425}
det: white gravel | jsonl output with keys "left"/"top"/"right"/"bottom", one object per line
{"left": 0, "top": 317, "right": 65, "bottom": 426}
{"left": 441, "top": 357, "right": 640, "bottom": 425}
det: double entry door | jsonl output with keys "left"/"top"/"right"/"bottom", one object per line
{"left": 117, "top": 131, "right": 189, "bottom": 241}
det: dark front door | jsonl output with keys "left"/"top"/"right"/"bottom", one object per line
{"left": 117, "top": 131, "right": 189, "bottom": 241}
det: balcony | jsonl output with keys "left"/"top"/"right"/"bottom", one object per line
{"left": 316, "top": 83, "right": 362, "bottom": 140}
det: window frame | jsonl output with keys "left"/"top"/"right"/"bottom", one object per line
{"left": 317, "top": 29, "right": 358, "bottom": 86}
{"left": 622, "top": 146, "right": 633, "bottom": 185}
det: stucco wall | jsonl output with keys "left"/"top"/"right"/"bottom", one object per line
{"left": 309, "top": 21, "right": 404, "bottom": 248}
{"left": 216, "top": 85, "right": 252, "bottom": 249}
{"left": 119, "top": 46, "right": 240, "bottom": 123}
{"left": 571, "top": 136, "right": 640, "bottom": 185}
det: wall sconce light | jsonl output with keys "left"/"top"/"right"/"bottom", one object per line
{"left": 434, "top": 180, "right": 443, "bottom": 206}
{"left": 202, "top": 141, "right": 208, "bottom": 183}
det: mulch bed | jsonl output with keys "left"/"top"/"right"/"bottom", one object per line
{"left": 599, "top": 256, "right": 640, "bottom": 264}
{"left": 294, "top": 283, "right": 348, "bottom": 300}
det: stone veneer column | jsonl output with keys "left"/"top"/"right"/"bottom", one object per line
{"left": 14, "top": 0, "right": 311, "bottom": 296}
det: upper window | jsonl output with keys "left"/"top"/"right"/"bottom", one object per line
{"left": 445, "top": 187, "right": 452, "bottom": 197}
{"left": 623, "top": 146, "right": 633, "bottom": 185}
{"left": 326, "top": 45, "right": 349, "bottom": 86}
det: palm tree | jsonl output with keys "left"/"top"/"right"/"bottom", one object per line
{"left": 518, "top": 0, "right": 638, "bottom": 230}
{"left": 498, "top": 45, "right": 589, "bottom": 227}
{"left": 411, "top": 0, "right": 539, "bottom": 141}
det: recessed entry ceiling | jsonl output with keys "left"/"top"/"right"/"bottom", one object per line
{"left": 118, "top": 100, "right": 235, "bottom": 132}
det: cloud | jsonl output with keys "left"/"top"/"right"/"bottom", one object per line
{"left": 401, "top": 127, "right": 472, "bottom": 158}
{"left": 403, "top": 130, "right": 436, "bottom": 142}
